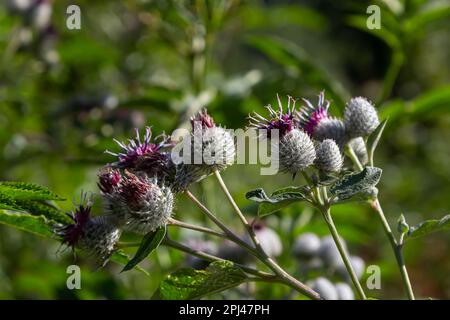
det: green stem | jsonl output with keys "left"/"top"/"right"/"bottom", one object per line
{"left": 370, "top": 199, "right": 415, "bottom": 300}
{"left": 168, "top": 217, "right": 226, "bottom": 239}
{"left": 185, "top": 190, "right": 259, "bottom": 257}
{"left": 346, "top": 144, "right": 364, "bottom": 171}
{"left": 320, "top": 205, "right": 367, "bottom": 300}
{"left": 213, "top": 170, "right": 321, "bottom": 300}
{"left": 162, "top": 238, "right": 274, "bottom": 280}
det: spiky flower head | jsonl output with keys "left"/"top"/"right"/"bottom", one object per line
{"left": 102, "top": 171, "right": 174, "bottom": 234}
{"left": 344, "top": 97, "right": 380, "bottom": 138}
{"left": 315, "top": 139, "right": 343, "bottom": 173}
{"left": 298, "top": 91, "right": 347, "bottom": 147}
{"left": 56, "top": 194, "right": 121, "bottom": 266}
{"left": 347, "top": 137, "right": 368, "bottom": 165}
{"left": 97, "top": 166, "right": 122, "bottom": 194}
{"left": 190, "top": 109, "right": 215, "bottom": 129}
{"left": 313, "top": 118, "right": 347, "bottom": 148}
{"left": 275, "top": 128, "right": 316, "bottom": 175}
{"left": 106, "top": 127, "right": 172, "bottom": 176}
{"left": 297, "top": 91, "right": 330, "bottom": 136}
{"left": 252, "top": 222, "right": 282, "bottom": 258}
{"left": 248, "top": 95, "right": 297, "bottom": 138}
{"left": 172, "top": 110, "right": 235, "bottom": 191}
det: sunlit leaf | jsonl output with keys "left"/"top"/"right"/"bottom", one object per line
{"left": 406, "top": 215, "right": 450, "bottom": 240}
{"left": 122, "top": 226, "right": 166, "bottom": 272}
{"left": 157, "top": 261, "right": 247, "bottom": 300}
{"left": 246, "top": 186, "right": 309, "bottom": 217}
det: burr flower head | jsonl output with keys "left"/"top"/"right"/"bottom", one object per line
{"left": 315, "top": 139, "right": 343, "bottom": 173}
{"left": 308, "top": 277, "right": 339, "bottom": 300}
{"left": 293, "top": 232, "right": 321, "bottom": 258}
{"left": 56, "top": 194, "right": 121, "bottom": 266}
{"left": 106, "top": 127, "right": 172, "bottom": 170}
{"left": 277, "top": 128, "right": 316, "bottom": 175}
{"left": 335, "top": 283, "right": 355, "bottom": 300}
{"left": 104, "top": 171, "right": 174, "bottom": 234}
{"left": 172, "top": 163, "right": 208, "bottom": 193}
{"left": 344, "top": 97, "right": 380, "bottom": 138}
{"left": 252, "top": 223, "right": 283, "bottom": 258}
{"left": 297, "top": 91, "right": 330, "bottom": 136}
{"left": 97, "top": 166, "right": 122, "bottom": 194}
{"left": 176, "top": 110, "right": 235, "bottom": 188}
{"left": 248, "top": 95, "right": 297, "bottom": 138}
{"left": 313, "top": 118, "right": 347, "bottom": 148}
{"left": 190, "top": 109, "right": 215, "bottom": 129}
{"left": 348, "top": 137, "right": 368, "bottom": 165}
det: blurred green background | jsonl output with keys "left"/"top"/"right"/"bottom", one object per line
{"left": 0, "top": 0, "right": 449, "bottom": 299}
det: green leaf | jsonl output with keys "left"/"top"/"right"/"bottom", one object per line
{"left": 246, "top": 186, "right": 308, "bottom": 217}
{"left": 0, "top": 182, "right": 64, "bottom": 201}
{"left": 122, "top": 226, "right": 166, "bottom": 272}
{"left": 110, "top": 250, "right": 150, "bottom": 276}
{"left": 346, "top": 14, "right": 400, "bottom": 49}
{"left": 16, "top": 200, "right": 71, "bottom": 224}
{"left": 0, "top": 210, "right": 56, "bottom": 238}
{"left": 330, "top": 167, "right": 382, "bottom": 202}
{"left": 0, "top": 193, "right": 23, "bottom": 211}
{"left": 366, "top": 119, "right": 388, "bottom": 164}
{"left": 158, "top": 261, "right": 247, "bottom": 300}
{"left": 380, "top": 85, "right": 450, "bottom": 121}
{"left": 404, "top": 4, "right": 450, "bottom": 35}
{"left": 406, "top": 215, "right": 450, "bottom": 240}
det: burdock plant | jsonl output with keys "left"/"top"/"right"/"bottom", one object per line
{"left": 1, "top": 91, "right": 448, "bottom": 300}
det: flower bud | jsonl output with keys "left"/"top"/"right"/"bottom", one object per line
{"left": 56, "top": 196, "right": 121, "bottom": 266}
{"left": 277, "top": 128, "right": 316, "bottom": 175}
{"left": 308, "top": 277, "right": 338, "bottom": 300}
{"left": 344, "top": 97, "right": 380, "bottom": 138}
{"left": 335, "top": 282, "right": 355, "bottom": 300}
{"left": 318, "top": 235, "right": 347, "bottom": 268}
{"left": 313, "top": 118, "right": 347, "bottom": 148}
{"left": 106, "top": 127, "right": 173, "bottom": 182}
{"left": 253, "top": 223, "right": 282, "bottom": 258}
{"left": 315, "top": 139, "right": 343, "bottom": 173}
{"left": 293, "top": 232, "right": 321, "bottom": 259}
{"left": 102, "top": 171, "right": 174, "bottom": 234}
{"left": 336, "top": 255, "right": 366, "bottom": 281}
{"left": 347, "top": 137, "right": 368, "bottom": 165}
{"left": 248, "top": 95, "right": 297, "bottom": 139}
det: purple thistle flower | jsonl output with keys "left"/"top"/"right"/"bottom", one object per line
{"left": 97, "top": 167, "right": 122, "bottom": 194}
{"left": 248, "top": 95, "right": 297, "bottom": 138}
{"left": 190, "top": 109, "right": 216, "bottom": 129}
{"left": 297, "top": 91, "right": 330, "bottom": 136}
{"left": 57, "top": 193, "right": 93, "bottom": 249}
{"left": 106, "top": 127, "right": 171, "bottom": 169}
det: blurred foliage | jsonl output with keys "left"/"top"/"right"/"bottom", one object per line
{"left": 0, "top": 0, "right": 449, "bottom": 299}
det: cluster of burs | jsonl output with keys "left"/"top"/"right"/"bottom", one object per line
{"left": 56, "top": 90, "right": 379, "bottom": 282}
{"left": 184, "top": 227, "right": 365, "bottom": 300}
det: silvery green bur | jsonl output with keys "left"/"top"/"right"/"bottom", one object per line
{"left": 56, "top": 194, "right": 121, "bottom": 267}
{"left": 249, "top": 95, "right": 316, "bottom": 176}
{"left": 99, "top": 170, "right": 174, "bottom": 235}
{"left": 173, "top": 110, "right": 235, "bottom": 191}
{"left": 293, "top": 232, "right": 321, "bottom": 259}
{"left": 344, "top": 97, "right": 380, "bottom": 138}
{"left": 297, "top": 91, "right": 347, "bottom": 147}
{"left": 315, "top": 139, "right": 343, "bottom": 173}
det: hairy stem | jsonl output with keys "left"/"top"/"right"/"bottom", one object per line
{"left": 168, "top": 218, "right": 227, "bottom": 239}
{"left": 213, "top": 170, "right": 321, "bottom": 300}
{"left": 185, "top": 190, "right": 259, "bottom": 257}
{"left": 371, "top": 199, "right": 415, "bottom": 300}
{"left": 320, "top": 205, "right": 367, "bottom": 300}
